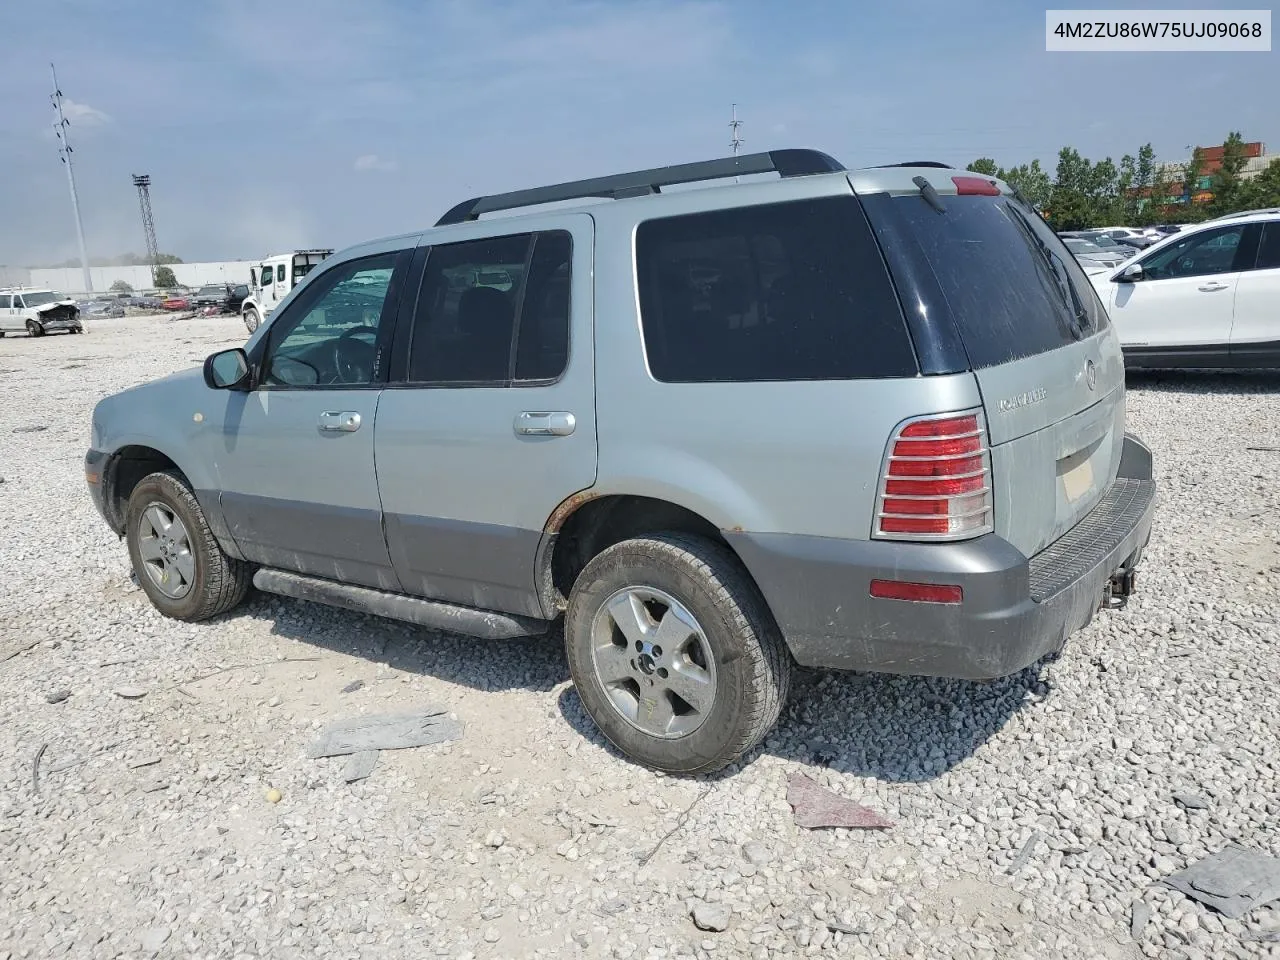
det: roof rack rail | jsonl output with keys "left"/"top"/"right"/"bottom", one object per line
{"left": 873, "top": 161, "right": 954, "bottom": 169}
{"left": 435, "top": 148, "right": 846, "bottom": 226}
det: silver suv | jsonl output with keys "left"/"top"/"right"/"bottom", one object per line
{"left": 86, "top": 150, "right": 1156, "bottom": 774}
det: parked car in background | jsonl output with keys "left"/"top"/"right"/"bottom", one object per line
{"left": 1077, "top": 232, "right": 1143, "bottom": 256}
{"left": 1060, "top": 237, "right": 1129, "bottom": 271}
{"left": 1203, "top": 207, "right": 1280, "bottom": 224}
{"left": 1099, "top": 228, "right": 1157, "bottom": 251}
{"left": 1091, "top": 211, "right": 1280, "bottom": 369}
{"left": 79, "top": 299, "right": 126, "bottom": 319}
{"left": 1, "top": 287, "right": 85, "bottom": 336}
{"left": 86, "top": 149, "right": 1155, "bottom": 774}
{"left": 160, "top": 294, "right": 191, "bottom": 311}
{"left": 193, "top": 283, "right": 250, "bottom": 314}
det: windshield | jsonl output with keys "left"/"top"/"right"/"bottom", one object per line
{"left": 197, "top": 286, "right": 224, "bottom": 295}
{"left": 1062, "top": 238, "right": 1104, "bottom": 253}
{"left": 22, "top": 292, "right": 67, "bottom": 307}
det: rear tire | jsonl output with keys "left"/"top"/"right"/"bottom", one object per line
{"left": 243, "top": 308, "right": 260, "bottom": 334}
{"left": 565, "top": 532, "right": 791, "bottom": 775}
{"left": 26, "top": 320, "right": 44, "bottom": 337}
{"left": 125, "top": 470, "right": 250, "bottom": 622}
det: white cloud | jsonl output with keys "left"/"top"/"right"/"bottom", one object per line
{"left": 62, "top": 98, "right": 111, "bottom": 126}
{"left": 354, "top": 153, "right": 397, "bottom": 172}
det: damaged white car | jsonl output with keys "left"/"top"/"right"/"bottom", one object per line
{"left": 0, "top": 288, "right": 86, "bottom": 337}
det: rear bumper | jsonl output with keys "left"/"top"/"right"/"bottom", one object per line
{"left": 728, "top": 432, "right": 1156, "bottom": 680}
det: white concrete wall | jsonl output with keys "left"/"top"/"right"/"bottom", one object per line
{"left": 27, "top": 261, "right": 255, "bottom": 295}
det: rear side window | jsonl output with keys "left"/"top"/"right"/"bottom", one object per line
{"left": 876, "top": 193, "right": 1108, "bottom": 370}
{"left": 1252, "top": 223, "right": 1280, "bottom": 270}
{"left": 635, "top": 197, "right": 915, "bottom": 382}
{"left": 407, "top": 230, "right": 572, "bottom": 385}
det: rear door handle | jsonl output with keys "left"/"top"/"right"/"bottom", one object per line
{"left": 1198, "top": 282, "right": 1229, "bottom": 292}
{"left": 318, "top": 410, "right": 362, "bottom": 433}
{"left": 515, "top": 411, "right": 576, "bottom": 437}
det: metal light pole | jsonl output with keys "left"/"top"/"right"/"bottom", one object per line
{"left": 729, "top": 104, "right": 743, "bottom": 182}
{"left": 50, "top": 63, "right": 92, "bottom": 294}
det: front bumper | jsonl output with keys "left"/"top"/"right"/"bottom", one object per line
{"left": 36, "top": 315, "right": 80, "bottom": 330}
{"left": 85, "top": 448, "right": 120, "bottom": 534}
{"left": 728, "top": 433, "right": 1157, "bottom": 680}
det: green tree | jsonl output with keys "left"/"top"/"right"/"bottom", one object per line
{"left": 1050, "top": 147, "right": 1094, "bottom": 229}
{"left": 966, "top": 158, "right": 999, "bottom": 176}
{"left": 1183, "top": 147, "right": 1206, "bottom": 204}
{"left": 154, "top": 266, "right": 177, "bottom": 288}
{"left": 1209, "top": 132, "right": 1249, "bottom": 216}
{"left": 109, "top": 279, "right": 133, "bottom": 294}
{"left": 1116, "top": 155, "right": 1137, "bottom": 223}
{"left": 1135, "top": 144, "right": 1156, "bottom": 190}
{"left": 1002, "top": 159, "right": 1053, "bottom": 212}
{"left": 1237, "top": 157, "right": 1280, "bottom": 209}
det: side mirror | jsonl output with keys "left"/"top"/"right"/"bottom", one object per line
{"left": 204, "top": 348, "right": 251, "bottom": 390}
{"left": 1115, "top": 263, "right": 1144, "bottom": 283}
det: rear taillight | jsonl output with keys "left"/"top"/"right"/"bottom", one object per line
{"left": 874, "top": 410, "right": 993, "bottom": 540}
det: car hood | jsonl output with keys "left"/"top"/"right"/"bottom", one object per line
{"left": 100, "top": 366, "right": 204, "bottom": 413}
{"left": 34, "top": 300, "right": 78, "bottom": 314}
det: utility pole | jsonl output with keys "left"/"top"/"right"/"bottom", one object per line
{"left": 132, "top": 175, "right": 160, "bottom": 286}
{"left": 729, "top": 103, "right": 744, "bottom": 182}
{"left": 50, "top": 63, "right": 93, "bottom": 294}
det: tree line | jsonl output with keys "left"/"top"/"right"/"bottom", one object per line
{"left": 967, "top": 132, "right": 1280, "bottom": 231}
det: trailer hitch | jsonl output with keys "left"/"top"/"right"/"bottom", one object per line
{"left": 1102, "top": 567, "right": 1137, "bottom": 610}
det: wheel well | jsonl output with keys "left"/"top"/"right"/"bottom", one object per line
{"left": 546, "top": 495, "right": 729, "bottom": 610}
{"left": 106, "top": 446, "right": 184, "bottom": 532}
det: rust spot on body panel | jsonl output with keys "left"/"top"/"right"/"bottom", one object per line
{"left": 544, "top": 489, "right": 602, "bottom": 533}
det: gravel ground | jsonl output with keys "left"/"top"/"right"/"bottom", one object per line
{"left": 2, "top": 314, "right": 1279, "bottom": 960}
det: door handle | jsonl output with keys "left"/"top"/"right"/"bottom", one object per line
{"left": 318, "top": 411, "right": 362, "bottom": 433}
{"left": 1198, "top": 282, "right": 1229, "bottom": 292}
{"left": 515, "top": 411, "right": 576, "bottom": 437}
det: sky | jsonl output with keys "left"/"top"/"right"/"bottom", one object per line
{"left": 0, "top": 0, "right": 1275, "bottom": 268}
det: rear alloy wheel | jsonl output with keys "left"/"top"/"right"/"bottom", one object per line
{"left": 125, "top": 470, "right": 250, "bottom": 621}
{"left": 26, "top": 320, "right": 44, "bottom": 337}
{"left": 243, "top": 308, "right": 260, "bottom": 334}
{"left": 565, "top": 532, "right": 791, "bottom": 775}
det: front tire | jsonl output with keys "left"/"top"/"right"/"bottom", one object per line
{"left": 26, "top": 320, "right": 44, "bottom": 337}
{"left": 565, "top": 532, "right": 791, "bottom": 775}
{"left": 125, "top": 470, "right": 250, "bottom": 621}
{"left": 243, "top": 308, "right": 260, "bottom": 334}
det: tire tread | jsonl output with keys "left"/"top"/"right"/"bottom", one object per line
{"left": 130, "top": 470, "right": 250, "bottom": 621}
{"left": 567, "top": 531, "right": 790, "bottom": 775}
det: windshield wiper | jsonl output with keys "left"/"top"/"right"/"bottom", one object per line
{"left": 1005, "top": 202, "right": 1091, "bottom": 339}
{"left": 911, "top": 176, "right": 946, "bottom": 214}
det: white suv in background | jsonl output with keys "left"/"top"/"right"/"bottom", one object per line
{"left": 1090, "top": 212, "right": 1280, "bottom": 369}
{"left": 0, "top": 288, "right": 85, "bottom": 337}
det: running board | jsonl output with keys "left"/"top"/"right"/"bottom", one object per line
{"left": 252, "top": 568, "right": 550, "bottom": 640}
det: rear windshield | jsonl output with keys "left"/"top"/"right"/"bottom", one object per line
{"left": 876, "top": 193, "right": 1108, "bottom": 369}
{"left": 635, "top": 197, "right": 916, "bottom": 382}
